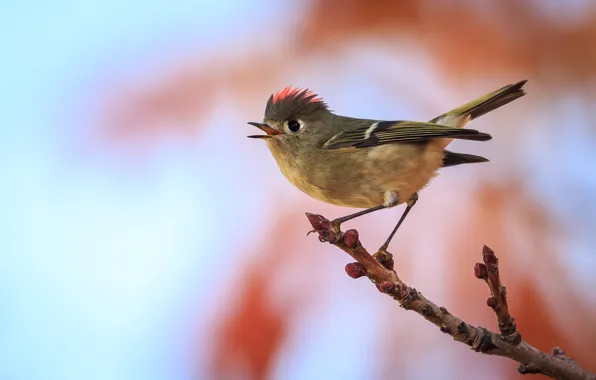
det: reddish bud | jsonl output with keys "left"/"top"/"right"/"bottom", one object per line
{"left": 482, "top": 245, "right": 498, "bottom": 266}
{"left": 345, "top": 262, "right": 366, "bottom": 278}
{"left": 379, "top": 281, "right": 395, "bottom": 293}
{"left": 474, "top": 263, "right": 488, "bottom": 280}
{"left": 343, "top": 229, "right": 359, "bottom": 248}
{"left": 305, "top": 213, "right": 326, "bottom": 229}
{"left": 305, "top": 213, "right": 336, "bottom": 242}
{"left": 487, "top": 297, "right": 498, "bottom": 308}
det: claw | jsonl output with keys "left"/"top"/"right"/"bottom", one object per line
{"left": 305, "top": 212, "right": 343, "bottom": 243}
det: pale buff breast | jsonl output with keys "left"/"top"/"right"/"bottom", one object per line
{"left": 267, "top": 141, "right": 445, "bottom": 209}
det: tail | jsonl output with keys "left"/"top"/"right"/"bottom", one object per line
{"left": 429, "top": 80, "right": 527, "bottom": 127}
{"left": 431, "top": 80, "right": 527, "bottom": 163}
{"left": 442, "top": 150, "right": 489, "bottom": 168}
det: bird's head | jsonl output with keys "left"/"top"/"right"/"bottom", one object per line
{"left": 247, "top": 86, "right": 334, "bottom": 152}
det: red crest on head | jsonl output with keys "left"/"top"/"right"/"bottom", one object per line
{"left": 272, "top": 86, "right": 323, "bottom": 104}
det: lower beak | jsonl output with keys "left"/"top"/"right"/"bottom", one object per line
{"left": 247, "top": 122, "right": 281, "bottom": 139}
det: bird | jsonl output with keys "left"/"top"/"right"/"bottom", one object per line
{"left": 247, "top": 80, "right": 527, "bottom": 250}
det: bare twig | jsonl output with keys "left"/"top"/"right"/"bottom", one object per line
{"left": 475, "top": 245, "right": 521, "bottom": 344}
{"left": 306, "top": 213, "right": 596, "bottom": 380}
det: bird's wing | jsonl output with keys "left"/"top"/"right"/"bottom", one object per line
{"left": 322, "top": 120, "right": 491, "bottom": 150}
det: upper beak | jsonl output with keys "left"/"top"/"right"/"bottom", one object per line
{"left": 247, "top": 122, "right": 281, "bottom": 139}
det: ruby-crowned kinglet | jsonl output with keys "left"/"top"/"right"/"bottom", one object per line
{"left": 248, "top": 80, "right": 527, "bottom": 249}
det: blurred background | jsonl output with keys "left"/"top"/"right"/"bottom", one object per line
{"left": 2, "top": 0, "right": 596, "bottom": 379}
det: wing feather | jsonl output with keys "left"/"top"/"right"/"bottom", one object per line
{"left": 323, "top": 121, "right": 491, "bottom": 150}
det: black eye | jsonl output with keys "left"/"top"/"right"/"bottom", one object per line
{"left": 287, "top": 120, "right": 301, "bottom": 133}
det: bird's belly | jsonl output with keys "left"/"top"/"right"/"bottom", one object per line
{"left": 367, "top": 143, "right": 445, "bottom": 204}
{"left": 299, "top": 181, "right": 385, "bottom": 208}
{"left": 274, "top": 143, "right": 444, "bottom": 209}
{"left": 276, "top": 160, "right": 382, "bottom": 208}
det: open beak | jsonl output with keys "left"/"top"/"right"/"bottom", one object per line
{"left": 247, "top": 122, "right": 281, "bottom": 139}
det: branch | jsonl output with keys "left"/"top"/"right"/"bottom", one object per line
{"left": 306, "top": 213, "right": 596, "bottom": 380}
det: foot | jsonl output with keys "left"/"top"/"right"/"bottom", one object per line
{"left": 305, "top": 213, "right": 342, "bottom": 243}
{"left": 329, "top": 217, "right": 345, "bottom": 231}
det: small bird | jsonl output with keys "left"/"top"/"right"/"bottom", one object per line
{"left": 248, "top": 80, "right": 527, "bottom": 250}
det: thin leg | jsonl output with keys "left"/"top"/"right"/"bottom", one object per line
{"left": 379, "top": 193, "right": 418, "bottom": 251}
{"left": 332, "top": 204, "right": 386, "bottom": 226}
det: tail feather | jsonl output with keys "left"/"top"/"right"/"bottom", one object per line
{"left": 430, "top": 80, "right": 527, "bottom": 125}
{"left": 431, "top": 80, "right": 526, "bottom": 157}
{"left": 442, "top": 150, "right": 489, "bottom": 168}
